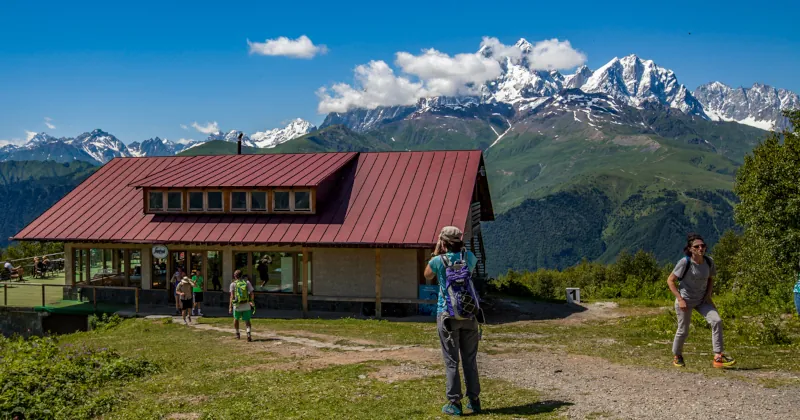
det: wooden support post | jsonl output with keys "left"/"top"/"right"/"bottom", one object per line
{"left": 3, "top": 284, "right": 6, "bottom": 306}
{"left": 301, "top": 247, "right": 309, "bottom": 318}
{"left": 85, "top": 250, "right": 91, "bottom": 285}
{"left": 135, "top": 288, "right": 139, "bottom": 314}
{"left": 41, "top": 284, "right": 46, "bottom": 307}
{"left": 92, "top": 288, "right": 97, "bottom": 311}
{"left": 375, "top": 248, "right": 382, "bottom": 318}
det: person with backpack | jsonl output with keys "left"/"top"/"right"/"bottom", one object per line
{"left": 667, "top": 232, "right": 735, "bottom": 368}
{"left": 229, "top": 270, "right": 255, "bottom": 341}
{"left": 424, "top": 226, "right": 482, "bottom": 416}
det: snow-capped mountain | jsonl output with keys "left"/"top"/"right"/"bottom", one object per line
{"left": 578, "top": 55, "right": 705, "bottom": 116}
{"left": 694, "top": 82, "right": 800, "bottom": 130}
{"left": 70, "top": 129, "right": 130, "bottom": 163}
{"left": 479, "top": 39, "right": 565, "bottom": 104}
{"left": 128, "top": 137, "right": 196, "bottom": 157}
{"left": 251, "top": 118, "right": 316, "bottom": 148}
{"left": 205, "top": 129, "right": 257, "bottom": 148}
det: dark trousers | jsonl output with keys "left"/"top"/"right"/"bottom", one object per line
{"left": 437, "top": 315, "right": 481, "bottom": 403}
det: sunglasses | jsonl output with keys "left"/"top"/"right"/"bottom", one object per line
{"left": 692, "top": 244, "right": 707, "bottom": 249}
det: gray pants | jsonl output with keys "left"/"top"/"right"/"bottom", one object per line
{"left": 437, "top": 315, "right": 481, "bottom": 403}
{"left": 672, "top": 298, "right": 724, "bottom": 355}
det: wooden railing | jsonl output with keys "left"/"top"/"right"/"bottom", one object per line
{"left": 0, "top": 282, "right": 140, "bottom": 314}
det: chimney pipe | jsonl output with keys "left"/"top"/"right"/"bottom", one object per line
{"left": 237, "top": 132, "right": 243, "bottom": 155}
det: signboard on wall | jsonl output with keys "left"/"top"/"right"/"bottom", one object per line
{"left": 152, "top": 245, "right": 169, "bottom": 259}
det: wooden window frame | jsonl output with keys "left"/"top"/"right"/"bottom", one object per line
{"left": 272, "top": 189, "right": 314, "bottom": 213}
{"left": 272, "top": 190, "right": 291, "bottom": 212}
{"left": 148, "top": 190, "right": 165, "bottom": 212}
{"left": 165, "top": 191, "right": 183, "bottom": 212}
{"left": 250, "top": 190, "right": 269, "bottom": 212}
{"left": 188, "top": 190, "right": 205, "bottom": 212}
{"left": 206, "top": 191, "right": 224, "bottom": 212}
{"left": 230, "top": 190, "right": 249, "bottom": 212}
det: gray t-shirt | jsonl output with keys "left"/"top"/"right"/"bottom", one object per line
{"left": 672, "top": 256, "right": 716, "bottom": 300}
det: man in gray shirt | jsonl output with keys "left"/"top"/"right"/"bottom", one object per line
{"left": 667, "top": 233, "right": 735, "bottom": 368}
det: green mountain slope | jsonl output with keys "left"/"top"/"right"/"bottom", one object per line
{"left": 180, "top": 126, "right": 390, "bottom": 156}
{"left": 0, "top": 161, "right": 96, "bottom": 247}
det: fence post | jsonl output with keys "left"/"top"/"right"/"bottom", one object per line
{"left": 3, "top": 284, "right": 6, "bottom": 306}
{"left": 135, "top": 288, "right": 139, "bottom": 315}
{"left": 41, "top": 284, "right": 46, "bottom": 307}
{"left": 93, "top": 287, "right": 97, "bottom": 311}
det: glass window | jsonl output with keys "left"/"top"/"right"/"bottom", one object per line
{"left": 252, "top": 252, "right": 296, "bottom": 293}
{"left": 294, "top": 191, "right": 311, "bottom": 211}
{"left": 231, "top": 192, "right": 248, "bottom": 211}
{"left": 251, "top": 192, "right": 267, "bottom": 211}
{"left": 149, "top": 191, "right": 163, "bottom": 211}
{"left": 151, "top": 257, "right": 167, "bottom": 289}
{"left": 207, "top": 192, "right": 223, "bottom": 211}
{"left": 234, "top": 252, "right": 250, "bottom": 282}
{"left": 130, "top": 249, "right": 142, "bottom": 288}
{"left": 274, "top": 191, "right": 290, "bottom": 211}
{"left": 73, "top": 248, "right": 87, "bottom": 284}
{"left": 167, "top": 192, "right": 182, "bottom": 211}
{"left": 207, "top": 251, "right": 222, "bottom": 291}
{"left": 189, "top": 192, "right": 204, "bottom": 211}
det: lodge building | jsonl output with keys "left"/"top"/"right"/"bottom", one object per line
{"left": 13, "top": 150, "right": 494, "bottom": 316}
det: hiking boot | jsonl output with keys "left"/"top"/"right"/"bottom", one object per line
{"left": 442, "top": 402, "right": 462, "bottom": 416}
{"left": 466, "top": 398, "right": 481, "bottom": 414}
{"left": 673, "top": 355, "right": 685, "bottom": 367}
{"left": 713, "top": 354, "right": 736, "bottom": 368}
{"left": 247, "top": 334, "right": 252, "bottom": 342}
{"left": 235, "top": 332, "right": 241, "bottom": 340}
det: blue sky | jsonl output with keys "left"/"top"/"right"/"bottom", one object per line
{"left": 1, "top": 0, "right": 798, "bottom": 145}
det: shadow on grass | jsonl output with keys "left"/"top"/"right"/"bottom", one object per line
{"left": 251, "top": 338, "right": 281, "bottom": 343}
{"left": 483, "top": 400, "right": 573, "bottom": 415}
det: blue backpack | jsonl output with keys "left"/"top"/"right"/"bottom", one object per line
{"left": 440, "top": 250, "right": 481, "bottom": 320}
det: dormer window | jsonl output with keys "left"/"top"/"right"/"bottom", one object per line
{"left": 188, "top": 191, "right": 204, "bottom": 211}
{"left": 166, "top": 192, "right": 182, "bottom": 211}
{"left": 251, "top": 192, "right": 267, "bottom": 211}
{"left": 294, "top": 191, "right": 311, "bottom": 212}
{"left": 207, "top": 192, "right": 223, "bottom": 211}
{"left": 231, "top": 191, "right": 248, "bottom": 211}
{"left": 273, "top": 191, "right": 290, "bottom": 212}
{"left": 148, "top": 191, "right": 163, "bottom": 211}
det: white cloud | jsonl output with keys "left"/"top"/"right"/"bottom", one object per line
{"left": 247, "top": 35, "right": 328, "bottom": 59}
{"left": 395, "top": 49, "right": 502, "bottom": 97}
{"left": 44, "top": 117, "right": 56, "bottom": 130}
{"left": 180, "top": 124, "right": 189, "bottom": 130}
{"left": 317, "top": 61, "right": 426, "bottom": 114}
{"left": 175, "top": 138, "right": 195, "bottom": 145}
{"left": 191, "top": 121, "right": 220, "bottom": 134}
{"left": 25, "top": 131, "right": 37, "bottom": 141}
{"left": 316, "top": 36, "right": 586, "bottom": 113}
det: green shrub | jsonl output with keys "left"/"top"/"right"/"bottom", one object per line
{"left": 88, "top": 313, "right": 122, "bottom": 331}
{"left": 0, "top": 335, "right": 159, "bottom": 419}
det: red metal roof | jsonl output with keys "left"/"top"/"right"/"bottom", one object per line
{"left": 13, "top": 151, "right": 490, "bottom": 247}
{"left": 129, "top": 152, "right": 357, "bottom": 188}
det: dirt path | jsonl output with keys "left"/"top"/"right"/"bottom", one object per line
{"left": 183, "top": 307, "right": 800, "bottom": 419}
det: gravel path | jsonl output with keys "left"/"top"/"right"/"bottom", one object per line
{"left": 483, "top": 348, "right": 800, "bottom": 419}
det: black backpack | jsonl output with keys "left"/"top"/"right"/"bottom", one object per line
{"left": 678, "top": 255, "right": 712, "bottom": 278}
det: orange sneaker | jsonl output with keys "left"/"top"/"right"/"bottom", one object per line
{"left": 713, "top": 354, "right": 736, "bottom": 368}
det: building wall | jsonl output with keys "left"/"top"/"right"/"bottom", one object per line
{"left": 311, "top": 248, "right": 418, "bottom": 299}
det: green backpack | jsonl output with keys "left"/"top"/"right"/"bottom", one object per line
{"left": 233, "top": 280, "right": 250, "bottom": 305}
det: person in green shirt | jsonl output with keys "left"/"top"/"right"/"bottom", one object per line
{"left": 191, "top": 270, "right": 205, "bottom": 317}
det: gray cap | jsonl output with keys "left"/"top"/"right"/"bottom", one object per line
{"left": 439, "top": 226, "right": 463, "bottom": 243}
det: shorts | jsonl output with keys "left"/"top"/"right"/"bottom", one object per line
{"left": 193, "top": 292, "right": 204, "bottom": 303}
{"left": 180, "top": 298, "right": 193, "bottom": 310}
{"left": 233, "top": 307, "right": 252, "bottom": 321}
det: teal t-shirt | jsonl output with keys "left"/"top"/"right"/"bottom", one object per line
{"left": 428, "top": 250, "right": 478, "bottom": 315}
{"left": 794, "top": 273, "right": 800, "bottom": 293}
